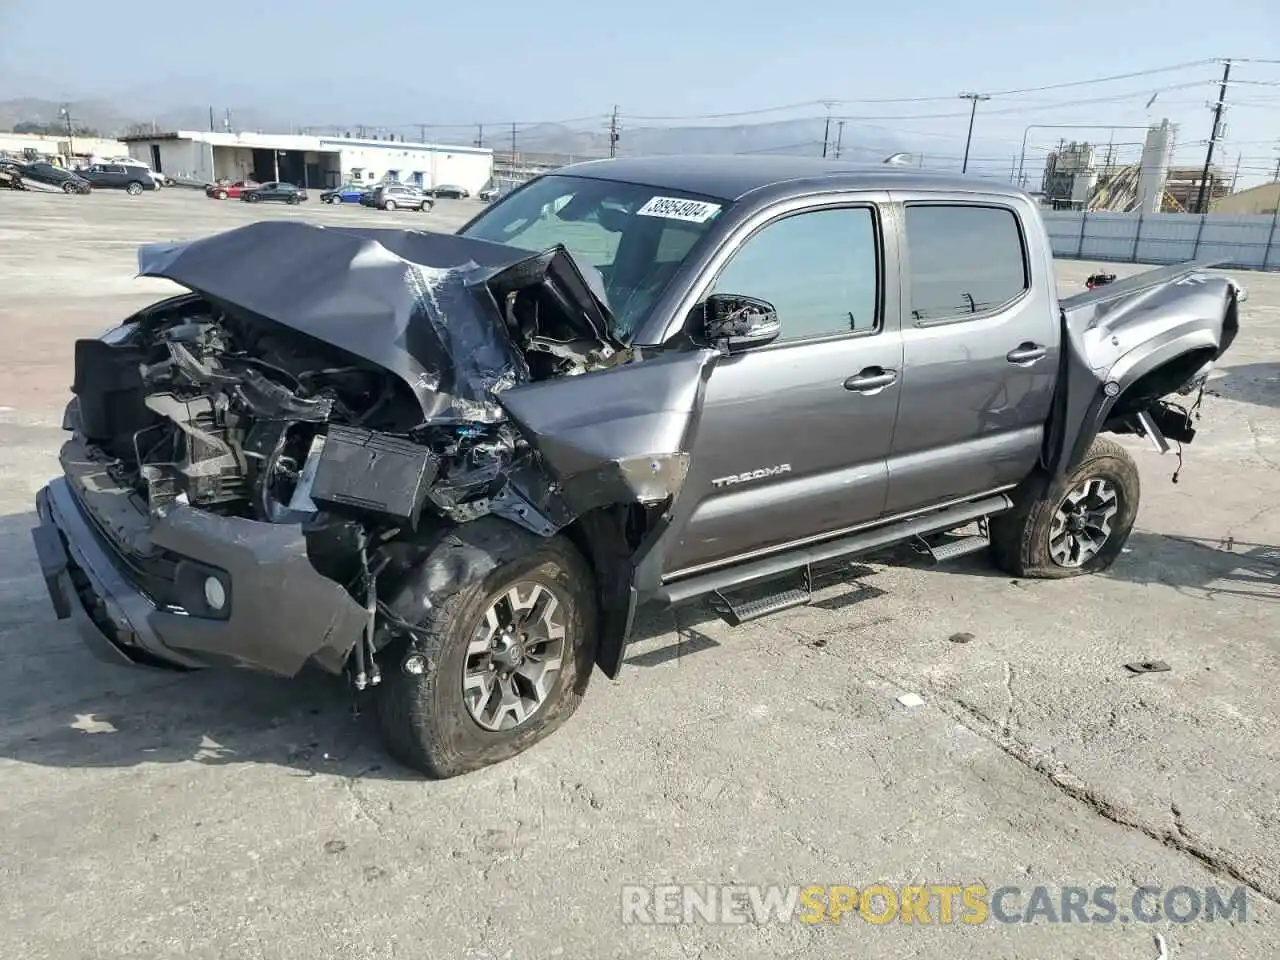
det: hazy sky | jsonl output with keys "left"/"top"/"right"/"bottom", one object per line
{"left": 2, "top": 0, "right": 1278, "bottom": 184}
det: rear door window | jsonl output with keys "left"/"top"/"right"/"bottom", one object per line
{"left": 903, "top": 204, "right": 1029, "bottom": 322}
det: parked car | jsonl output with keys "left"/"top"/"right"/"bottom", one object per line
{"left": 478, "top": 184, "right": 507, "bottom": 202}
{"left": 20, "top": 162, "right": 91, "bottom": 194}
{"left": 429, "top": 184, "right": 470, "bottom": 199}
{"left": 320, "top": 183, "right": 367, "bottom": 205}
{"left": 30, "top": 157, "right": 1243, "bottom": 780}
{"left": 358, "top": 187, "right": 377, "bottom": 206}
{"left": 241, "top": 182, "right": 308, "bottom": 204}
{"left": 79, "top": 163, "right": 158, "bottom": 195}
{"left": 372, "top": 182, "right": 433, "bottom": 211}
{"left": 205, "top": 179, "right": 259, "bottom": 200}
{"left": 99, "top": 156, "right": 167, "bottom": 187}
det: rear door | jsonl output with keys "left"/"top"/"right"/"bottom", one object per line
{"left": 660, "top": 194, "right": 904, "bottom": 577}
{"left": 882, "top": 194, "right": 1060, "bottom": 515}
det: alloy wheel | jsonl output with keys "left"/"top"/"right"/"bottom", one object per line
{"left": 462, "top": 581, "right": 567, "bottom": 731}
{"left": 1049, "top": 477, "right": 1120, "bottom": 567}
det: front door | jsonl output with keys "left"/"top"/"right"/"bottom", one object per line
{"left": 660, "top": 199, "right": 904, "bottom": 577}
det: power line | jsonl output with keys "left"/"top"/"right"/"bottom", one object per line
{"left": 618, "top": 59, "right": 1219, "bottom": 121}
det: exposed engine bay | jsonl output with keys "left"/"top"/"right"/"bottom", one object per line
{"left": 77, "top": 298, "right": 516, "bottom": 528}
{"left": 74, "top": 224, "right": 638, "bottom": 537}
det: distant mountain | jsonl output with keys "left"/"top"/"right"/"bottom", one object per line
{"left": 0, "top": 98, "right": 286, "bottom": 137}
{"left": 0, "top": 98, "right": 907, "bottom": 162}
{"left": 509, "top": 117, "right": 906, "bottom": 161}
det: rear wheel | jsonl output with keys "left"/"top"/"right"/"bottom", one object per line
{"left": 374, "top": 536, "right": 597, "bottom": 778}
{"left": 216, "top": 190, "right": 228, "bottom": 200}
{"left": 989, "top": 437, "right": 1140, "bottom": 579}
{"left": 384, "top": 199, "right": 396, "bottom": 210}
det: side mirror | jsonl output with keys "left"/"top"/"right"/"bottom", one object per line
{"left": 700, "top": 294, "right": 781, "bottom": 353}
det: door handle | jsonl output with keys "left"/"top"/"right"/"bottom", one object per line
{"left": 844, "top": 367, "right": 898, "bottom": 393}
{"left": 1007, "top": 343, "right": 1047, "bottom": 365}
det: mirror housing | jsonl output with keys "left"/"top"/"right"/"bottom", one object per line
{"left": 700, "top": 294, "right": 781, "bottom": 353}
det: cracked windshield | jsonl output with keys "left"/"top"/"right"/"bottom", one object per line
{"left": 462, "top": 174, "right": 724, "bottom": 339}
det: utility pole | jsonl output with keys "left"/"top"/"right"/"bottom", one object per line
{"left": 958, "top": 92, "right": 990, "bottom": 174}
{"left": 209, "top": 106, "right": 216, "bottom": 132}
{"left": 1195, "top": 59, "right": 1231, "bottom": 214}
{"left": 475, "top": 124, "right": 484, "bottom": 148}
{"left": 419, "top": 124, "right": 426, "bottom": 144}
{"left": 608, "top": 105, "right": 620, "bottom": 158}
{"left": 59, "top": 105, "right": 75, "bottom": 160}
{"left": 833, "top": 120, "right": 845, "bottom": 159}
{"left": 510, "top": 122, "right": 517, "bottom": 159}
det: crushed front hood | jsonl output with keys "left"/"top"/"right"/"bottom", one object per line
{"left": 137, "top": 220, "right": 620, "bottom": 424}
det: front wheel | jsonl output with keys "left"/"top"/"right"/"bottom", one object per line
{"left": 383, "top": 199, "right": 396, "bottom": 210}
{"left": 126, "top": 182, "right": 143, "bottom": 196}
{"left": 62, "top": 181, "right": 77, "bottom": 194}
{"left": 375, "top": 536, "right": 597, "bottom": 778}
{"left": 216, "top": 190, "right": 228, "bottom": 200}
{"left": 989, "top": 436, "right": 1140, "bottom": 579}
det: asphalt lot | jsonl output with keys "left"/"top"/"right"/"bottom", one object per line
{"left": 1, "top": 188, "right": 1278, "bottom": 960}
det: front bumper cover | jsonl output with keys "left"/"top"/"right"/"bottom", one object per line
{"left": 32, "top": 477, "right": 367, "bottom": 676}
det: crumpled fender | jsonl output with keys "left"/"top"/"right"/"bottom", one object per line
{"left": 495, "top": 349, "right": 720, "bottom": 517}
{"left": 1047, "top": 262, "right": 1242, "bottom": 477}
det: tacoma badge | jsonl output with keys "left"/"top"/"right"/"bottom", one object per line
{"left": 711, "top": 464, "right": 792, "bottom": 488}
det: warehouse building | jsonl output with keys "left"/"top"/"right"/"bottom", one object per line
{"left": 121, "top": 130, "right": 494, "bottom": 193}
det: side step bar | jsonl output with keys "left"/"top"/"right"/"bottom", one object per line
{"left": 657, "top": 494, "right": 1012, "bottom": 606}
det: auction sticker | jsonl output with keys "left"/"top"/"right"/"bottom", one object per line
{"left": 636, "top": 196, "right": 723, "bottom": 223}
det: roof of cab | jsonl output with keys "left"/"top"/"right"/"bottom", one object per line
{"left": 556, "top": 154, "right": 1030, "bottom": 204}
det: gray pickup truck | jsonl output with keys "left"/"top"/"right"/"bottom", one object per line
{"left": 30, "top": 156, "right": 1242, "bottom": 777}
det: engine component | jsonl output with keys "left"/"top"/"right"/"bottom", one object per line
{"left": 310, "top": 425, "right": 440, "bottom": 528}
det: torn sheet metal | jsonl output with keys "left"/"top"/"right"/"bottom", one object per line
{"left": 496, "top": 349, "right": 719, "bottom": 516}
{"left": 136, "top": 220, "right": 620, "bottom": 424}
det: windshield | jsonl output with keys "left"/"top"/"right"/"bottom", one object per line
{"left": 460, "top": 174, "right": 727, "bottom": 340}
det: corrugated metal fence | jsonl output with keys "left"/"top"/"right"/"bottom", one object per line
{"left": 1043, "top": 211, "right": 1280, "bottom": 271}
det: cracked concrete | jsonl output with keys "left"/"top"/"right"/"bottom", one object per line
{"left": 0, "top": 193, "right": 1278, "bottom": 959}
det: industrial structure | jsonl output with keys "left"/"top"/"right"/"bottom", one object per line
{"left": 121, "top": 130, "right": 494, "bottom": 193}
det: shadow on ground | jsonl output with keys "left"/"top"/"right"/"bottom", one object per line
{"left": 1207, "top": 362, "right": 1280, "bottom": 408}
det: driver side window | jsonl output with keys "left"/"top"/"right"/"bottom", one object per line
{"left": 711, "top": 206, "right": 880, "bottom": 342}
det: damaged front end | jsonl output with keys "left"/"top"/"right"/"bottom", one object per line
{"left": 33, "top": 221, "right": 714, "bottom": 682}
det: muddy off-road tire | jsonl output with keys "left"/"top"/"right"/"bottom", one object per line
{"left": 375, "top": 536, "right": 597, "bottom": 778}
{"left": 989, "top": 437, "right": 1140, "bottom": 579}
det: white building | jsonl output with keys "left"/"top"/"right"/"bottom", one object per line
{"left": 0, "top": 131, "right": 128, "bottom": 164}
{"left": 122, "top": 130, "right": 494, "bottom": 193}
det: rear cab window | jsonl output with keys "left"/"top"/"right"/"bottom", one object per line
{"left": 903, "top": 204, "right": 1029, "bottom": 323}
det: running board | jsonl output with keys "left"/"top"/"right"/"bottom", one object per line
{"left": 657, "top": 494, "right": 1012, "bottom": 606}
{"left": 709, "top": 581, "right": 811, "bottom": 626}
{"left": 919, "top": 532, "right": 991, "bottom": 564}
